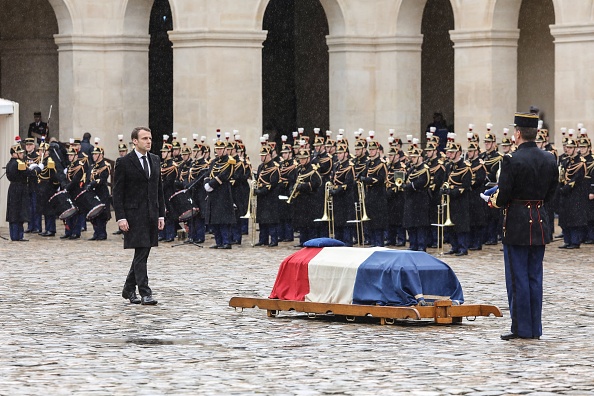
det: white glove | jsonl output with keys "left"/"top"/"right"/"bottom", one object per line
{"left": 479, "top": 193, "right": 490, "bottom": 203}
{"left": 64, "top": 168, "right": 68, "bottom": 175}
{"left": 37, "top": 163, "right": 45, "bottom": 171}
{"left": 204, "top": 183, "right": 214, "bottom": 193}
{"left": 28, "top": 163, "right": 38, "bottom": 170}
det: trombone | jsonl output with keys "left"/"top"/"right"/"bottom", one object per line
{"left": 431, "top": 181, "right": 454, "bottom": 255}
{"left": 314, "top": 182, "right": 335, "bottom": 238}
{"left": 241, "top": 179, "right": 257, "bottom": 247}
{"left": 347, "top": 181, "right": 370, "bottom": 246}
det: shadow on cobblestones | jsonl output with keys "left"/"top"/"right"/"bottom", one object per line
{"left": 1, "top": 223, "right": 594, "bottom": 394}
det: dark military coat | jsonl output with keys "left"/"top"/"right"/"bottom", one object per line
{"left": 312, "top": 151, "right": 333, "bottom": 182}
{"left": 231, "top": 156, "right": 250, "bottom": 220}
{"left": 278, "top": 158, "right": 297, "bottom": 222}
{"left": 402, "top": 162, "right": 431, "bottom": 229}
{"left": 5, "top": 158, "right": 31, "bottom": 223}
{"left": 426, "top": 156, "right": 446, "bottom": 226}
{"left": 160, "top": 158, "right": 179, "bottom": 221}
{"left": 35, "top": 157, "right": 61, "bottom": 216}
{"left": 386, "top": 160, "right": 406, "bottom": 227}
{"left": 584, "top": 153, "right": 594, "bottom": 223}
{"left": 558, "top": 154, "right": 588, "bottom": 228}
{"left": 445, "top": 158, "right": 472, "bottom": 233}
{"left": 361, "top": 156, "right": 388, "bottom": 230}
{"left": 469, "top": 157, "right": 487, "bottom": 227}
{"left": 330, "top": 158, "right": 356, "bottom": 227}
{"left": 493, "top": 141, "right": 558, "bottom": 245}
{"left": 204, "top": 154, "right": 236, "bottom": 225}
{"left": 255, "top": 160, "right": 280, "bottom": 224}
{"left": 187, "top": 158, "right": 209, "bottom": 219}
{"left": 89, "top": 159, "right": 112, "bottom": 220}
{"left": 291, "top": 162, "right": 323, "bottom": 229}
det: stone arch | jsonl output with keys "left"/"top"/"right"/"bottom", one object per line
{"left": 491, "top": 0, "right": 523, "bottom": 30}
{"left": 255, "top": 0, "right": 345, "bottom": 35}
{"left": 47, "top": 0, "right": 75, "bottom": 35}
{"left": 122, "top": 0, "right": 154, "bottom": 36}
{"left": 394, "top": 0, "right": 428, "bottom": 35}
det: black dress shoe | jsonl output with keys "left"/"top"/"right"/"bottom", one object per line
{"left": 293, "top": 244, "right": 303, "bottom": 248}
{"left": 164, "top": 238, "right": 174, "bottom": 242}
{"left": 500, "top": 332, "right": 519, "bottom": 340}
{"left": 469, "top": 246, "right": 482, "bottom": 251}
{"left": 88, "top": 236, "right": 98, "bottom": 241}
{"left": 254, "top": 242, "right": 265, "bottom": 247}
{"left": 209, "top": 245, "right": 221, "bottom": 249}
{"left": 194, "top": 239, "right": 205, "bottom": 243}
{"left": 268, "top": 243, "right": 278, "bottom": 247}
{"left": 69, "top": 235, "right": 80, "bottom": 240}
{"left": 566, "top": 244, "right": 580, "bottom": 249}
{"left": 584, "top": 240, "right": 594, "bottom": 244}
{"left": 455, "top": 251, "right": 468, "bottom": 256}
{"left": 41, "top": 231, "right": 56, "bottom": 237}
{"left": 113, "top": 230, "right": 123, "bottom": 235}
{"left": 445, "top": 249, "right": 457, "bottom": 255}
{"left": 221, "top": 244, "right": 232, "bottom": 249}
{"left": 141, "top": 295, "right": 158, "bottom": 305}
{"left": 122, "top": 290, "right": 141, "bottom": 304}
{"left": 60, "top": 234, "right": 71, "bottom": 239}
{"left": 484, "top": 241, "right": 497, "bottom": 246}
{"left": 558, "top": 244, "right": 569, "bottom": 249}
{"left": 96, "top": 236, "right": 107, "bottom": 240}
{"left": 158, "top": 236, "right": 164, "bottom": 241}
{"left": 24, "top": 229, "right": 33, "bottom": 234}
{"left": 17, "top": 239, "right": 29, "bottom": 242}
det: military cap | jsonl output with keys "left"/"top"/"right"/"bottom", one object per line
{"left": 281, "top": 144, "right": 292, "bottom": 154}
{"left": 259, "top": 145, "right": 272, "bottom": 156}
{"left": 501, "top": 137, "right": 512, "bottom": 146}
{"left": 565, "top": 138, "right": 577, "bottom": 148}
{"left": 24, "top": 138, "right": 36, "bottom": 145}
{"left": 335, "top": 143, "right": 348, "bottom": 154}
{"left": 92, "top": 146, "right": 105, "bottom": 155}
{"left": 34, "top": 111, "right": 41, "bottom": 116}
{"left": 213, "top": 139, "right": 226, "bottom": 149}
{"left": 66, "top": 147, "right": 77, "bottom": 156}
{"left": 38, "top": 142, "right": 50, "bottom": 151}
{"left": 484, "top": 133, "right": 496, "bottom": 142}
{"left": 535, "top": 132, "right": 546, "bottom": 143}
{"left": 408, "top": 147, "right": 422, "bottom": 156}
{"left": 10, "top": 144, "right": 24, "bottom": 154}
{"left": 579, "top": 137, "right": 591, "bottom": 147}
{"left": 512, "top": 112, "right": 539, "bottom": 128}
{"left": 72, "top": 138, "right": 82, "bottom": 145}
{"left": 367, "top": 140, "right": 380, "bottom": 150}
{"left": 181, "top": 146, "right": 192, "bottom": 155}
{"left": 467, "top": 142, "right": 480, "bottom": 151}
{"left": 295, "top": 148, "right": 310, "bottom": 159}
{"left": 446, "top": 142, "right": 462, "bottom": 152}
{"left": 161, "top": 143, "right": 173, "bottom": 152}
{"left": 424, "top": 142, "right": 438, "bottom": 151}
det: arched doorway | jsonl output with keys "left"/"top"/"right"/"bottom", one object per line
{"left": 421, "top": 0, "right": 455, "bottom": 136}
{"left": 0, "top": 0, "right": 59, "bottom": 137}
{"left": 517, "top": 0, "right": 555, "bottom": 132}
{"left": 149, "top": 0, "right": 173, "bottom": 152}
{"left": 262, "top": 0, "right": 329, "bottom": 146}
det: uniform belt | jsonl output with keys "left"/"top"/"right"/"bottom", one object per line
{"left": 509, "top": 199, "right": 543, "bottom": 206}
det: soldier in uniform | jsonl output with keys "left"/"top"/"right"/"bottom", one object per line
{"left": 185, "top": 141, "right": 210, "bottom": 244}
{"left": 171, "top": 132, "right": 182, "bottom": 162}
{"left": 489, "top": 112, "right": 558, "bottom": 340}
{"left": 558, "top": 138, "right": 588, "bottom": 249}
{"left": 23, "top": 138, "right": 42, "bottom": 234}
{"left": 290, "top": 146, "right": 323, "bottom": 247}
{"left": 253, "top": 144, "right": 281, "bottom": 247}
{"left": 159, "top": 142, "right": 178, "bottom": 242}
{"left": 359, "top": 138, "right": 388, "bottom": 247}
{"left": 6, "top": 141, "right": 34, "bottom": 241}
{"left": 203, "top": 138, "right": 236, "bottom": 249}
{"left": 424, "top": 141, "right": 446, "bottom": 248}
{"left": 467, "top": 142, "right": 487, "bottom": 250}
{"left": 442, "top": 140, "right": 472, "bottom": 256}
{"left": 61, "top": 147, "right": 85, "bottom": 240}
{"left": 329, "top": 142, "right": 356, "bottom": 246}
{"left": 88, "top": 145, "right": 112, "bottom": 240}
{"left": 579, "top": 136, "right": 594, "bottom": 244}
{"left": 483, "top": 131, "right": 503, "bottom": 245}
{"left": 113, "top": 136, "right": 129, "bottom": 235}
{"left": 228, "top": 139, "right": 250, "bottom": 245}
{"left": 28, "top": 111, "right": 49, "bottom": 143}
{"left": 402, "top": 146, "right": 431, "bottom": 251}
{"left": 69, "top": 137, "right": 91, "bottom": 232}
{"left": 278, "top": 141, "right": 297, "bottom": 242}
{"left": 35, "top": 142, "right": 61, "bottom": 237}
{"left": 386, "top": 146, "right": 407, "bottom": 246}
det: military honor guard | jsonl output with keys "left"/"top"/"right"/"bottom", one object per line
{"left": 185, "top": 138, "right": 210, "bottom": 244}
{"left": 35, "top": 142, "right": 61, "bottom": 237}
{"left": 159, "top": 139, "right": 179, "bottom": 242}
{"left": 424, "top": 140, "right": 446, "bottom": 248}
{"left": 289, "top": 144, "right": 323, "bottom": 247}
{"left": 61, "top": 147, "right": 85, "bottom": 239}
{"left": 579, "top": 135, "right": 594, "bottom": 244}
{"left": 467, "top": 141, "right": 487, "bottom": 250}
{"left": 253, "top": 142, "right": 281, "bottom": 247}
{"left": 385, "top": 146, "right": 407, "bottom": 247}
{"left": 24, "top": 138, "right": 42, "bottom": 234}
{"left": 228, "top": 135, "right": 250, "bottom": 245}
{"left": 442, "top": 136, "right": 472, "bottom": 256}
{"left": 277, "top": 139, "right": 297, "bottom": 242}
{"left": 558, "top": 138, "right": 588, "bottom": 248}
{"left": 329, "top": 142, "right": 356, "bottom": 246}
{"left": 482, "top": 129, "right": 503, "bottom": 245}
{"left": 88, "top": 143, "right": 112, "bottom": 240}
{"left": 489, "top": 112, "right": 558, "bottom": 340}
{"left": 204, "top": 136, "right": 236, "bottom": 249}
{"left": 6, "top": 139, "right": 35, "bottom": 241}
{"left": 359, "top": 134, "right": 388, "bottom": 247}
{"left": 402, "top": 143, "right": 431, "bottom": 251}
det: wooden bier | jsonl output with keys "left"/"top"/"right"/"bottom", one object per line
{"left": 229, "top": 297, "right": 502, "bottom": 325}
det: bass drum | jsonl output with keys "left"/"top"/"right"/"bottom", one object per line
{"left": 49, "top": 190, "right": 78, "bottom": 220}
{"left": 75, "top": 190, "right": 106, "bottom": 220}
{"left": 169, "top": 189, "right": 199, "bottom": 222}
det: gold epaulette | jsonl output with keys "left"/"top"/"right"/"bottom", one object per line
{"left": 273, "top": 161, "right": 280, "bottom": 167}
{"left": 227, "top": 157, "right": 236, "bottom": 165}
{"left": 423, "top": 164, "right": 429, "bottom": 169}
{"left": 17, "top": 160, "right": 26, "bottom": 171}
{"left": 312, "top": 163, "right": 320, "bottom": 170}
{"left": 464, "top": 160, "right": 471, "bottom": 167}
{"left": 47, "top": 158, "right": 55, "bottom": 170}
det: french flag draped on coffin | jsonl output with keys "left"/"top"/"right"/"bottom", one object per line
{"left": 269, "top": 247, "right": 464, "bottom": 306}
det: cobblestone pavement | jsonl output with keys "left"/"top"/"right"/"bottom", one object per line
{"left": 1, "top": 222, "right": 594, "bottom": 395}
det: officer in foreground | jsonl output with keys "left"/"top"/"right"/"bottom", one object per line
{"left": 489, "top": 113, "right": 558, "bottom": 340}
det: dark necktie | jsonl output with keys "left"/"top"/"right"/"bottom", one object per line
{"left": 141, "top": 155, "right": 150, "bottom": 178}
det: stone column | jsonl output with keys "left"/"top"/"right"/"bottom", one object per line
{"left": 168, "top": 29, "right": 267, "bottom": 163}
{"left": 326, "top": 34, "right": 423, "bottom": 142}
{"left": 54, "top": 34, "right": 149, "bottom": 159}
{"left": 550, "top": 24, "right": 594, "bottom": 142}
{"left": 449, "top": 29, "right": 520, "bottom": 138}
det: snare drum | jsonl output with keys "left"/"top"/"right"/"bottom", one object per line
{"left": 75, "top": 190, "right": 106, "bottom": 220}
{"left": 169, "top": 189, "right": 198, "bottom": 222}
{"left": 49, "top": 190, "right": 78, "bottom": 220}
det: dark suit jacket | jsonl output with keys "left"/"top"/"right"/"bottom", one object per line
{"left": 112, "top": 151, "right": 165, "bottom": 249}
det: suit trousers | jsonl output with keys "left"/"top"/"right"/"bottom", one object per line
{"left": 124, "top": 247, "right": 152, "bottom": 297}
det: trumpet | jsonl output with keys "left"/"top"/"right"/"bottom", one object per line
{"left": 431, "top": 181, "right": 454, "bottom": 255}
{"left": 394, "top": 170, "right": 405, "bottom": 188}
{"left": 241, "top": 179, "right": 257, "bottom": 247}
{"left": 347, "top": 181, "right": 370, "bottom": 246}
{"left": 314, "top": 182, "right": 335, "bottom": 238}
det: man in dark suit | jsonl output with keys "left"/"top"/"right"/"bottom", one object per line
{"left": 28, "top": 111, "right": 49, "bottom": 143}
{"left": 490, "top": 113, "right": 558, "bottom": 340}
{"left": 112, "top": 127, "right": 165, "bottom": 305}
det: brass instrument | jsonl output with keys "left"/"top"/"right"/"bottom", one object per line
{"left": 314, "top": 182, "right": 335, "bottom": 238}
{"left": 241, "top": 179, "right": 257, "bottom": 247}
{"left": 431, "top": 181, "right": 454, "bottom": 255}
{"left": 282, "top": 169, "right": 316, "bottom": 203}
{"left": 394, "top": 170, "right": 405, "bottom": 188}
{"left": 558, "top": 164, "right": 566, "bottom": 184}
{"left": 347, "top": 181, "right": 370, "bottom": 246}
